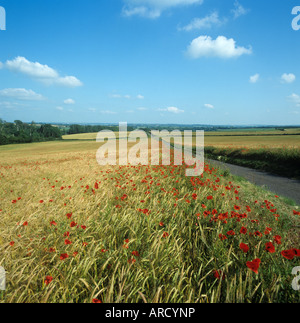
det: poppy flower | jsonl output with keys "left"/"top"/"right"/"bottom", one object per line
{"left": 240, "top": 243, "right": 249, "bottom": 253}
{"left": 207, "top": 196, "right": 213, "bottom": 200}
{"left": 70, "top": 222, "right": 77, "bottom": 228}
{"left": 281, "top": 249, "right": 300, "bottom": 260}
{"left": 60, "top": 253, "right": 69, "bottom": 260}
{"left": 213, "top": 270, "right": 225, "bottom": 280}
{"left": 131, "top": 251, "right": 140, "bottom": 257}
{"left": 265, "top": 242, "right": 275, "bottom": 253}
{"left": 64, "top": 239, "right": 72, "bottom": 245}
{"left": 240, "top": 227, "right": 247, "bottom": 235}
{"left": 227, "top": 230, "right": 235, "bottom": 236}
{"left": 9, "top": 241, "right": 15, "bottom": 246}
{"left": 45, "top": 276, "right": 53, "bottom": 286}
{"left": 92, "top": 299, "right": 102, "bottom": 303}
{"left": 273, "top": 235, "right": 282, "bottom": 245}
{"left": 246, "top": 258, "right": 261, "bottom": 274}
{"left": 162, "top": 232, "right": 169, "bottom": 238}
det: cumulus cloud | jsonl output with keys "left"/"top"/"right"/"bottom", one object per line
{"left": 122, "top": 0, "right": 203, "bottom": 19}
{"left": 158, "top": 106, "right": 184, "bottom": 114}
{"left": 281, "top": 73, "right": 296, "bottom": 84}
{"left": 186, "top": 35, "right": 252, "bottom": 59}
{"left": 179, "top": 12, "right": 225, "bottom": 31}
{"left": 0, "top": 88, "right": 45, "bottom": 101}
{"left": 250, "top": 74, "right": 260, "bottom": 83}
{"left": 204, "top": 103, "right": 214, "bottom": 109}
{"left": 64, "top": 98, "right": 75, "bottom": 105}
{"left": 231, "top": 1, "right": 249, "bottom": 19}
{"left": 2, "top": 57, "right": 83, "bottom": 87}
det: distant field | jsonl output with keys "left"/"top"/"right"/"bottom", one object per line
{"left": 204, "top": 135, "right": 300, "bottom": 148}
{"left": 63, "top": 129, "right": 300, "bottom": 149}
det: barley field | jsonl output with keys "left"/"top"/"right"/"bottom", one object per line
{"left": 0, "top": 139, "right": 299, "bottom": 303}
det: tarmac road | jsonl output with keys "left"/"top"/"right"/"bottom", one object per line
{"left": 207, "top": 158, "right": 300, "bottom": 205}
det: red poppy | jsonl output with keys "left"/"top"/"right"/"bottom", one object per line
{"left": 246, "top": 258, "right": 261, "bottom": 274}
{"left": 60, "top": 253, "right": 69, "bottom": 260}
{"left": 240, "top": 243, "right": 249, "bottom": 253}
{"left": 265, "top": 242, "right": 275, "bottom": 253}
{"left": 207, "top": 196, "right": 213, "bottom": 200}
{"left": 227, "top": 230, "right": 235, "bottom": 236}
{"left": 45, "top": 276, "right": 53, "bottom": 286}
{"left": 70, "top": 221, "right": 77, "bottom": 228}
{"left": 240, "top": 226, "right": 247, "bottom": 235}
{"left": 9, "top": 241, "right": 15, "bottom": 246}
{"left": 213, "top": 270, "right": 225, "bottom": 280}
{"left": 64, "top": 239, "right": 72, "bottom": 245}
{"left": 131, "top": 251, "right": 140, "bottom": 257}
{"left": 273, "top": 235, "right": 282, "bottom": 245}
{"left": 281, "top": 249, "right": 300, "bottom": 260}
{"left": 92, "top": 299, "right": 102, "bottom": 303}
{"left": 162, "top": 232, "right": 169, "bottom": 238}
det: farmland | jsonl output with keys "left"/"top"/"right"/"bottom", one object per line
{"left": 0, "top": 138, "right": 299, "bottom": 303}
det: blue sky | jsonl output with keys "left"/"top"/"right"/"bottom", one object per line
{"left": 0, "top": 0, "right": 300, "bottom": 125}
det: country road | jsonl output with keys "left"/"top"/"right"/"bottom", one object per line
{"left": 149, "top": 132, "right": 300, "bottom": 206}
{"left": 206, "top": 158, "right": 300, "bottom": 206}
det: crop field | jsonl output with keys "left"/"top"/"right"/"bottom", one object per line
{"left": 0, "top": 139, "right": 299, "bottom": 303}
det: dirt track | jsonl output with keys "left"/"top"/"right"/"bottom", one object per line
{"left": 207, "top": 159, "right": 300, "bottom": 206}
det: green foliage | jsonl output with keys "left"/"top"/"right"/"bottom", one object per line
{"left": 205, "top": 146, "right": 300, "bottom": 179}
{"left": 0, "top": 120, "right": 62, "bottom": 146}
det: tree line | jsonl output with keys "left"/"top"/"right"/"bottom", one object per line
{"left": 0, "top": 119, "right": 62, "bottom": 145}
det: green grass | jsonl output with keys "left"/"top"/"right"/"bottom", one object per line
{"left": 204, "top": 146, "right": 300, "bottom": 179}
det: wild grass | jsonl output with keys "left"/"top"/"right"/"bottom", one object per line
{"left": 204, "top": 146, "right": 300, "bottom": 179}
{"left": 0, "top": 140, "right": 299, "bottom": 303}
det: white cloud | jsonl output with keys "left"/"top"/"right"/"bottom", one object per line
{"left": 231, "top": 1, "right": 249, "bottom": 19}
{"left": 187, "top": 35, "right": 252, "bottom": 59}
{"left": 0, "top": 101, "right": 25, "bottom": 109}
{"left": 122, "top": 0, "right": 203, "bottom": 19}
{"left": 179, "top": 12, "right": 225, "bottom": 31}
{"left": 2, "top": 57, "right": 83, "bottom": 87}
{"left": 281, "top": 73, "right": 296, "bottom": 84}
{"left": 64, "top": 98, "right": 75, "bottom": 105}
{"left": 101, "top": 110, "right": 117, "bottom": 115}
{"left": 158, "top": 106, "right": 184, "bottom": 114}
{"left": 0, "top": 88, "right": 45, "bottom": 101}
{"left": 56, "top": 106, "right": 64, "bottom": 111}
{"left": 110, "top": 93, "right": 144, "bottom": 100}
{"left": 250, "top": 74, "right": 260, "bottom": 83}
{"left": 204, "top": 103, "right": 214, "bottom": 109}
{"left": 288, "top": 93, "right": 300, "bottom": 107}
{"left": 137, "top": 107, "right": 148, "bottom": 111}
